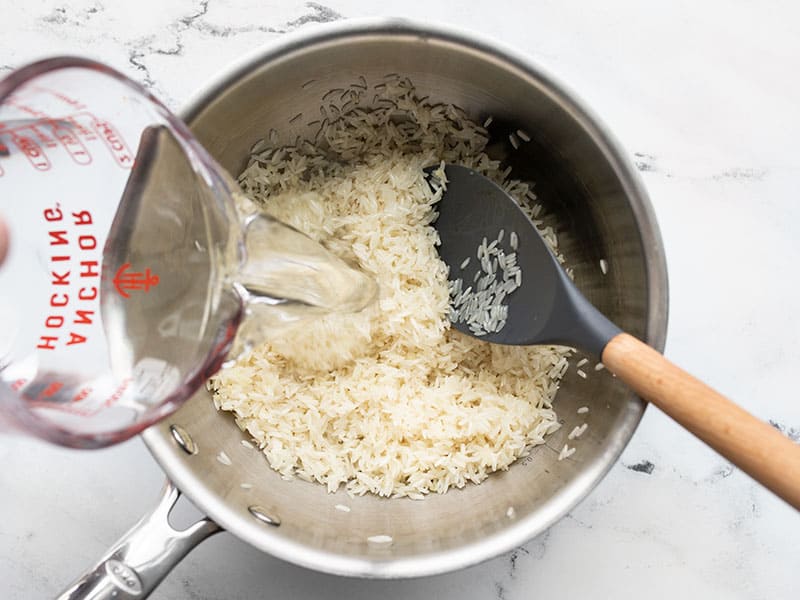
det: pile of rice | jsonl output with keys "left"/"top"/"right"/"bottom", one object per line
{"left": 209, "top": 77, "right": 571, "bottom": 499}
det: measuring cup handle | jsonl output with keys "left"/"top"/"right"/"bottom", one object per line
{"left": 56, "top": 480, "right": 221, "bottom": 600}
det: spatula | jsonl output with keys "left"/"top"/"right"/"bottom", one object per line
{"left": 432, "top": 164, "right": 800, "bottom": 510}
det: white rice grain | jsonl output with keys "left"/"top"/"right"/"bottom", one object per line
{"left": 368, "top": 535, "right": 393, "bottom": 544}
{"left": 558, "top": 445, "right": 576, "bottom": 461}
{"left": 568, "top": 423, "right": 588, "bottom": 440}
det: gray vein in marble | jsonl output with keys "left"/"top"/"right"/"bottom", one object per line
{"left": 284, "top": 2, "right": 343, "bottom": 29}
{"left": 41, "top": 6, "right": 68, "bottom": 25}
{"left": 180, "top": 576, "right": 206, "bottom": 600}
{"left": 711, "top": 464, "right": 734, "bottom": 480}
{"left": 128, "top": 49, "right": 156, "bottom": 90}
{"left": 119, "top": 0, "right": 344, "bottom": 104}
{"left": 565, "top": 513, "right": 594, "bottom": 530}
{"left": 632, "top": 152, "right": 771, "bottom": 182}
{"left": 769, "top": 419, "right": 800, "bottom": 442}
{"left": 624, "top": 459, "right": 655, "bottom": 474}
{"left": 187, "top": 18, "right": 276, "bottom": 38}
{"left": 493, "top": 534, "right": 550, "bottom": 597}
{"left": 712, "top": 167, "right": 767, "bottom": 181}
{"left": 40, "top": 3, "right": 104, "bottom": 27}
{"left": 186, "top": 1, "right": 341, "bottom": 37}
{"left": 633, "top": 151, "right": 656, "bottom": 172}
{"left": 36, "top": 2, "right": 167, "bottom": 98}
{"left": 181, "top": 0, "right": 211, "bottom": 28}
{"left": 729, "top": 484, "right": 761, "bottom": 534}
{"left": 125, "top": 0, "right": 208, "bottom": 92}
{"left": 494, "top": 582, "right": 507, "bottom": 600}
{"left": 507, "top": 546, "right": 529, "bottom": 579}
{"left": 525, "top": 529, "right": 551, "bottom": 560}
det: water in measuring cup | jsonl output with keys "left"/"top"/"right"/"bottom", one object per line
{"left": 0, "top": 119, "right": 376, "bottom": 445}
{"left": 101, "top": 125, "right": 377, "bottom": 380}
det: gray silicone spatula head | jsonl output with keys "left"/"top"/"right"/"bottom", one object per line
{"left": 431, "top": 164, "right": 620, "bottom": 356}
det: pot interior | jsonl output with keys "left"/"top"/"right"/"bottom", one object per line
{"left": 144, "top": 23, "right": 667, "bottom": 578}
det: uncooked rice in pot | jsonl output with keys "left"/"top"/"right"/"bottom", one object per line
{"left": 568, "top": 423, "right": 588, "bottom": 440}
{"left": 558, "top": 444, "right": 576, "bottom": 460}
{"left": 367, "top": 534, "right": 393, "bottom": 544}
{"left": 209, "top": 77, "right": 572, "bottom": 499}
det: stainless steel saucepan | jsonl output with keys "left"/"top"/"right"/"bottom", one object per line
{"left": 60, "top": 19, "right": 668, "bottom": 599}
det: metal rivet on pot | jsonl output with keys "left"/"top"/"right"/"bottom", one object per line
{"left": 169, "top": 424, "right": 197, "bottom": 455}
{"left": 248, "top": 505, "right": 281, "bottom": 527}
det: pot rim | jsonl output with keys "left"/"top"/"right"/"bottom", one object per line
{"left": 144, "top": 16, "right": 669, "bottom": 579}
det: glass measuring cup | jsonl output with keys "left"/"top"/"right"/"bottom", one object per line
{"left": 0, "top": 57, "right": 376, "bottom": 448}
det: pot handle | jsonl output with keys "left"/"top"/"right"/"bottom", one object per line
{"left": 57, "top": 480, "right": 221, "bottom": 600}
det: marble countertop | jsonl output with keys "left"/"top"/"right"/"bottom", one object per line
{"left": 2, "top": 1, "right": 799, "bottom": 598}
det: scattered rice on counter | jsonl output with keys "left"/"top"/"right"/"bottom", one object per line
{"left": 210, "top": 77, "right": 572, "bottom": 498}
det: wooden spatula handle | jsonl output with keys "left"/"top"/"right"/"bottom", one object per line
{"left": 602, "top": 332, "right": 800, "bottom": 510}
